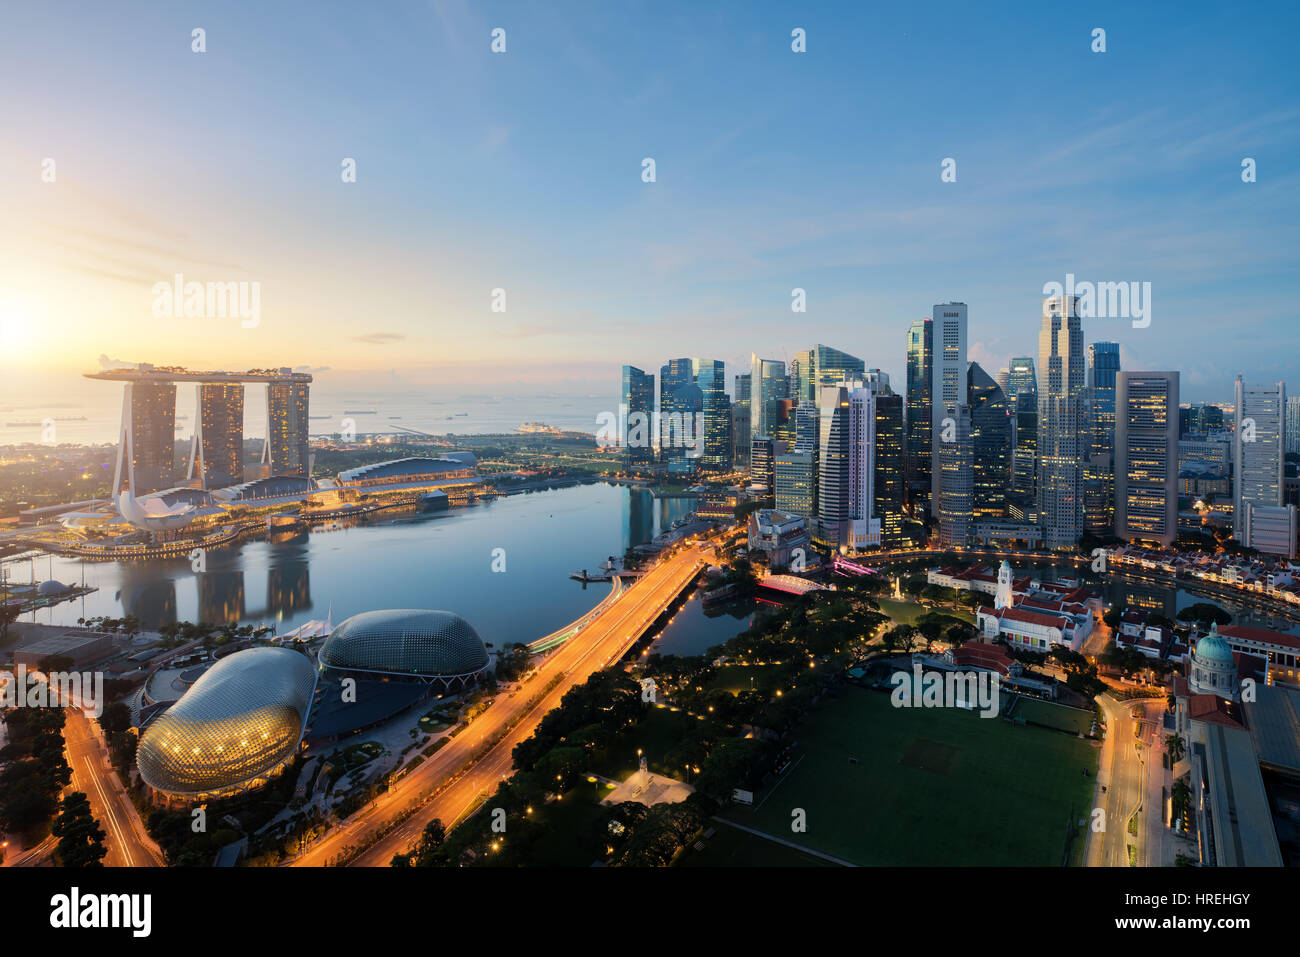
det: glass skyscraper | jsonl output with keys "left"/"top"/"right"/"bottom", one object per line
{"left": 620, "top": 365, "right": 655, "bottom": 469}
{"left": 1037, "top": 296, "right": 1086, "bottom": 549}
{"left": 1086, "top": 341, "right": 1121, "bottom": 533}
{"left": 905, "top": 318, "right": 933, "bottom": 514}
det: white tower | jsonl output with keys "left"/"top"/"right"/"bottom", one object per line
{"left": 995, "top": 560, "right": 1013, "bottom": 610}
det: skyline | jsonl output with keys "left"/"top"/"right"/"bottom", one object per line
{"left": 1, "top": 1, "right": 1297, "bottom": 405}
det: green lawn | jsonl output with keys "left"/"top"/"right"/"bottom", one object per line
{"left": 878, "top": 598, "right": 976, "bottom": 626}
{"left": 720, "top": 687, "right": 1099, "bottom": 866}
{"left": 1011, "top": 696, "right": 1096, "bottom": 737}
{"left": 682, "top": 822, "right": 837, "bottom": 867}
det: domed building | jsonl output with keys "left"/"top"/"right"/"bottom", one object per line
{"left": 36, "top": 580, "right": 69, "bottom": 597}
{"left": 137, "top": 647, "right": 317, "bottom": 804}
{"left": 318, "top": 609, "right": 490, "bottom": 690}
{"left": 1187, "top": 622, "right": 1239, "bottom": 699}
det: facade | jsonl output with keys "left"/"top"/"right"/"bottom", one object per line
{"left": 121, "top": 381, "right": 177, "bottom": 495}
{"left": 1007, "top": 356, "right": 1038, "bottom": 504}
{"left": 659, "top": 358, "right": 701, "bottom": 473}
{"left": 808, "top": 344, "right": 865, "bottom": 399}
{"left": 1085, "top": 342, "right": 1120, "bottom": 533}
{"left": 137, "top": 647, "right": 317, "bottom": 802}
{"left": 1036, "top": 296, "right": 1086, "bottom": 549}
{"left": 935, "top": 401, "right": 973, "bottom": 546}
{"left": 774, "top": 448, "right": 815, "bottom": 516}
{"left": 732, "top": 373, "right": 751, "bottom": 470}
{"left": 1114, "top": 371, "right": 1179, "bottom": 546}
{"left": 619, "top": 365, "right": 655, "bottom": 468}
{"left": 1239, "top": 504, "right": 1297, "bottom": 558}
{"left": 967, "top": 362, "right": 1011, "bottom": 521}
{"left": 265, "top": 376, "right": 311, "bottom": 478}
{"left": 905, "top": 318, "right": 933, "bottom": 514}
{"left": 1234, "top": 377, "right": 1286, "bottom": 548}
{"left": 319, "top": 609, "right": 491, "bottom": 689}
{"left": 750, "top": 437, "right": 775, "bottom": 491}
{"left": 817, "top": 385, "right": 851, "bottom": 545}
{"left": 749, "top": 355, "right": 788, "bottom": 454}
{"left": 189, "top": 383, "right": 244, "bottom": 490}
{"left": 1288, "top": 396, "right": 1300, "bottom": 455}
{"left": 930, "top": 303, "right": 967, "bottom": 515}
{"left": 747, "top": 509, "right": 810, "bottom": 567}
{"left": 874, "top": 392, "right": 906, "bottom": 545}
{"left": 695, "top": 359, "right": 731, "bottom": 471}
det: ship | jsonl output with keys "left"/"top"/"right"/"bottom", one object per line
{"left": 518, "top": 421, "right": 563, "bottom": 435}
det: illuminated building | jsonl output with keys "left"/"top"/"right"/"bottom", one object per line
{"left": 1114, "top": 371, "right": 1179, "bottom": 546}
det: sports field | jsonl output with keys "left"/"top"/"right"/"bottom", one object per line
{"left": 720, "top": 687, "right": 1099, "bottom": 865}
{"left": 1011, "top": 696, "right": 1096, "bottom": 736}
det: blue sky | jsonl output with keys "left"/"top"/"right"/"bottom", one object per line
{"left": 1, "top": 0, "right": 1297, "bottom": 404}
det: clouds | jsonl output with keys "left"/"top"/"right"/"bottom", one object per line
{"left": 350, "top": 333, "right": 406, "bottom": 345}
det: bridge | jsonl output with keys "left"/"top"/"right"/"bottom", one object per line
{"left": 759, "top": 573, "right": 834, "bottom": 596}
{"left": 832, "top": 556, "right": 884, "bottom": 577}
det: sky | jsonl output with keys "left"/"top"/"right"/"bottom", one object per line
{"left": 1, "top": 0, "right": 1297, "bottom": 409}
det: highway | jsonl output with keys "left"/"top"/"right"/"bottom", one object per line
{"left": 290, "top": 541, "right": 712, "bottom": 867}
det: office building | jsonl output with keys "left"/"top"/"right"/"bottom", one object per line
{"left": 967, "top": 363, "right": 1011, "bottom": 521}
{"left": 1115, "top": 372, "right": 1179, "bottom": 547}
{"left": 1234, "top": 378, "right": 1286, "bottom": 548}
{"left": 732, "top": 373, "right": 751, "bottom": 470}
{"left": 874, "top": 391, "right": 906, "bottom": 545}
{"left": 693, "top": 359, "right": 730, "bottom": 472}
{"left": 935, "top": 401, "right": 973, "bottom": 546}
{"left": 1037, "top": 296, "right": 1086, "bottom": 549}
{"left": 1086, "top": 342, "right": 1120, "bottom": 533}
{"left": 905, "top": 318, "right": 933, "bottom": 514}
{"left": 659, "top": 358, "right": 700, "bottom": 473}
{"left": 749, "top": 355, "right": 788, "bottom": 456}
{"left": 619, "top": 365, "right": 655, "bottom": 469}
{"left": 774, "top": 447, "right": 815, "bottom": 516}
{"left": 930, "top": 303, "right": 968, "bottom": 515}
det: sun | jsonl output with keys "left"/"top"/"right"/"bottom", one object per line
{"left": 0, "top": 296, "right": 40, "bottom": 362}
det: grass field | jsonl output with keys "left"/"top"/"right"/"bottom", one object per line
{"left": 1011, "top": 696, "right": 1095, "bottom": 736}
{"left": 878, "top": 598, "right": 976, "bottom": 626}
{"left": 720, "top": 687, "right": 1099, "bottom": 866}
{"left": 683, "top": 822, "right": 837, "bottom": 867}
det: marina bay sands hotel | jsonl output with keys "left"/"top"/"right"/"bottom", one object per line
{"left": 85, "top": 364, "right": 312, "bottom": 496}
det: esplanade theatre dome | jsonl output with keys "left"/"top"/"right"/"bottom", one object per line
{"left": 319, "top": 609, "right": 490, "bottom": 688}
{"left": 137, "top": 646, "right": 317, "bottom": 800}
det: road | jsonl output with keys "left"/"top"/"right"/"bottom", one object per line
{"left": 62, "top": 708, "right": 164, "bottom": 867}
{"left": 1087, "top": 694, "right": 1168, "bottom": 867}
{"left": 290, "top": 541, "right": 712, "bottom": 867}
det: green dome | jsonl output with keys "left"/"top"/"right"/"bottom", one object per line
{"left": 1193, "top": 622, "right": 1235, "bottom": 668}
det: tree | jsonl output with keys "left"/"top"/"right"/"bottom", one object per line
{"left": 1165, "top": 733, "right": 1186, "bottom": 764}
{"left": 52, "top": 792, "right": 107, "bottom": 868}
{"left": 1175, "top": 602, "right": 1232, "bottom": 628}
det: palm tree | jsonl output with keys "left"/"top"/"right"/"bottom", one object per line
{"left": 1165, "top": 733, "right": 1186, "bottom": 764}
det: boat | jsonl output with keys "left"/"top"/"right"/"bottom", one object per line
{"left": 518, "top": 421, "right": 563, "bottom": 435}
{"left": 344, "top": 410, "right": 377, "bottom": 415}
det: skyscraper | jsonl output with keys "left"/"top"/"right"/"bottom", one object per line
{"left": 930, "top": 303, "right": 967, "bottom": 515}
{"left": 190, "top": 383, "right": 244, "bottom": 489}
{"left": 1006, "top": 357, "right": 1038, "bottom": 503}
{"left": 810, "top": 345, "right": 865, "bottom": 396}
{"left": 1287, "top": 396, "right": 1300, "bottom": 455}
{"left": 874, "top": 391, "right": 905, "bottom": 546}
{"left": 1115, "top": 372, "right": 1179, "bottom": 547}
{"left": 1086, "top": 342, "right": 1121, "bottom": 533}
{"left": 732, "top": 373, "right": 751, "bottom": 470}
{"left": 967, "top": 363, "right": 1011, "bottom": 521}
{"left": 265, "top": 376, "right": 310, "bottom": 478}
{"left": 935, "top": 401, "right": 973, "bottom": 546}
{"left": 1233, "top": 377, "right": 1286, "bottom": 548}
{"left": 119, "top": 381, "right": 177, "bottom": 495}
{"left": 750, "top": 356, "right": 788, "bottom": 453}
{"left": 619, "top": 365, "right": 655, "bottom": 469}
{"left": 817, "top": 385, "right": 852, "bottom": 547}
{"left": 774, "top": 447, "right": 815, "bottom": 516}
{"left": 693, "top": 359, "right": 730, "bottom": 472}
{"left": 1037, "top": 296, "right": 1085, "bottom": 549}
{"left": 905, "top": 318, "right": 933, "bottom": 513}
{"left": 659, "top": 358, "right": 700, "bottom": 473}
